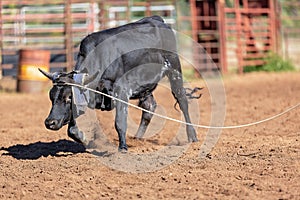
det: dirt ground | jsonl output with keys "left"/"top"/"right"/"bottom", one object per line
{"left": 0, "top": 72, "right": 299, "bottom": 199}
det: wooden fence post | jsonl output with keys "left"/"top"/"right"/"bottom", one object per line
{"left": 269, "top": 0, "right": 277, "bottom": 53}
{"left": 99, "top": 1, "right": 106, "bottom": 30}
{"left": 127, "top": 0, "right": 131, "bottom": 22}
{"left": 64, "top": 0, "right": 73, "bottom": 72}
{"left": 218, "top": 0, "right": 227, "bottom": 73}
{"left": 145, "top": 0, "right": 151, "bottom": 17}
{"left": 235, "top": 0, "right": 243, "bottom": 73}
{"left": 0, "top": 0, "right": 2, "bottom": 79}
{"left": 89, "top": 0, "right": 95, "bottom": 33}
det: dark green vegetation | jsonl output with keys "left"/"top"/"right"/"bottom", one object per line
{"left": 243, "top": 53, "right": 295, "bottom": 73}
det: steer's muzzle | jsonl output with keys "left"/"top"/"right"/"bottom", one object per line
{"left": 45, "top": 118, "right": 63, "bottom": 130}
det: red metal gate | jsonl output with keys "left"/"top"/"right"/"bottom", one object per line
{"left": 187, "top": 0, "right": 227, "bottom": 73}
{"left": 280, "top": 1, "right": 300, "bottom": 69}
{"left": 223, "top": 0, "right": 279, "bottom": 73}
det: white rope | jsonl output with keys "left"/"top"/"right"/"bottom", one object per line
{"left": 65, "top": 82, "right": 300, "bottom": 129}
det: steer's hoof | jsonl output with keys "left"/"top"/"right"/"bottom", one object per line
{"left": 133, "top": 136, "right": 145, "bottom": 141}
{"left": 188, "top": 132, "right": 198, "bottom": 142}
{"left": 188, "top": 136, "right": 198, "bottom": 143}
{"left": 118, "top": 147, "right": 128, "bottom": 154}
{"left": 68, "top": 126, "right": 86, "bottom": 144}
{"left": 187, "top": 126, "right": 198, "bottom": 142}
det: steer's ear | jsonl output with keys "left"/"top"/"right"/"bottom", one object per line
{"left": 82, "top": 71, "right": 99, "bottom": 85}
{"left": 38, "top": 68, "right": 54, "bottom": 80}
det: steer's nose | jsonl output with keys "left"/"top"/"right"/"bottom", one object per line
{"left": 45, "top": 118, "right": 60, "bottom": 130}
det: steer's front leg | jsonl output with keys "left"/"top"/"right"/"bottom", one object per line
{"left": 68, "top": 118, "right": 86, "bottom": 144}
{"left": 114, "top": 92, "right": 129, "bottom": 153}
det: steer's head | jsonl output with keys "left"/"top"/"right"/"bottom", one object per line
{"left": 39, "top": 69, "right": 75, "bottom": 130}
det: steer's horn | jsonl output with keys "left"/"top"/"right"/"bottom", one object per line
{"left": 38, "top": 68, "right": 54, "bottom": 80}
{"left": 83, "top": 71, "right": 99, "bottom": 85}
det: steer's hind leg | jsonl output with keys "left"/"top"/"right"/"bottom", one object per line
{"left": 166, "top": 57, "right": 198, "bottom": 142}
{"left": 135, "top": 94, "right": 157, "bottom": 139}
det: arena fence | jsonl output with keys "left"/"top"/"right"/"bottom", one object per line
{"left": 0, "top": 0, "right": 299, "bottom": 77}
{"left": 0, "top": 0, "right": 174, "bottom": 77}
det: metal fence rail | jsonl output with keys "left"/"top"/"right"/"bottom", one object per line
{"left": 0, "top": 0, "right": 98, "bottom": 75}
{"left": 0, "top": 0, "right": 174, "bottom": 76}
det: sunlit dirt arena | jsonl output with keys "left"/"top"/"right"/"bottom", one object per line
{"left": 0, "top": 72, "right": 299, "bottom": 199}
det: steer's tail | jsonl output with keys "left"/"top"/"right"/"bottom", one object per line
{"left": 185, "top": 87, "right": 203, "bottom": 99}
{"left": 174, "top": 87, "right": 203, "bottom": 111}
{"left": 163, "top": 54, "right": 203, "bottom": 110}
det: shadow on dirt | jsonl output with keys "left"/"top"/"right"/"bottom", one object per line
{"left": 0, "top": 139, "right": 86, "bottom": 160}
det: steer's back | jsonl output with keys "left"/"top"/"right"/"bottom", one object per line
{"left": 75, "top": 16, "right": 176, "bottom": 72}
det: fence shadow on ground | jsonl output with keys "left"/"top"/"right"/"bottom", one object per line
{"left": 0, "top": 139, "right": 86, "bottom": 160}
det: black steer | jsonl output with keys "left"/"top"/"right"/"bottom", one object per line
{"left": 40, "top": 16, "right": 198, "bottom": 152}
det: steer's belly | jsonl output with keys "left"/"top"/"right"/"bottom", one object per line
{"left": 130, "top": 83, "right": 158, "bottom": 99}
